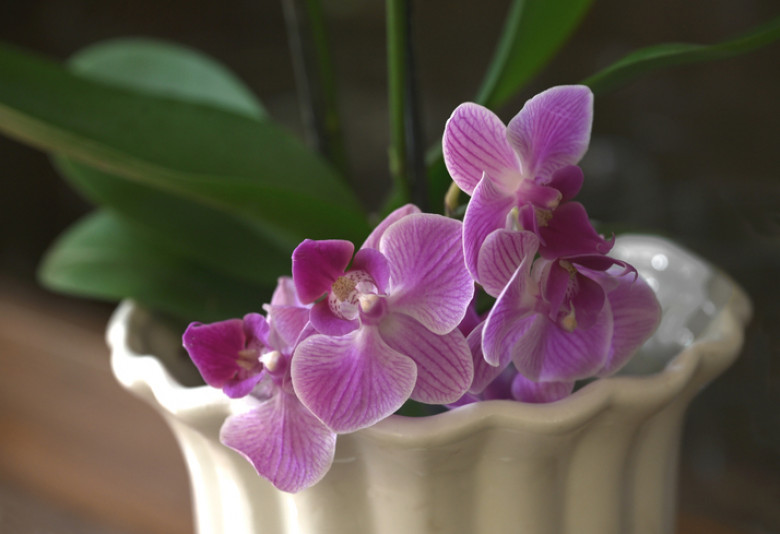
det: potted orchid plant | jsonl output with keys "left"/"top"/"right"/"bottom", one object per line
{"left": 180, "top": 85, "right": 664, "bottom": 492}
{"left": 0, "top": 2, "right": 773, "bottom": 533}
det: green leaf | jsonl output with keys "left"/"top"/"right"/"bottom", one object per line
{"left": 0, "top": 43, "right": 370, "bottom": 252}
{"left": 424, "top": 146, "right": 449, "bottom": 215}
{"left": 39, "top": 210, "right": 273, "bottom": 322}
{"left": 476, "top": 0, "right": 594, "bottom": 109}
{"left": 53, "top": 158, "right": 291, "bottom": 286}
{"left": 52, "top": 38, "right": 288, "bottom": 286}
{"left": 583, "top": 16, "right": 780, "bottom": 94}
{"left": 67, "top": 37, "right": 266, "bottom": 119}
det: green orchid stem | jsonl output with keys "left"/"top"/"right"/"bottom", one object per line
{"left": 282, "top": 0, "right": 350, "bottom": 180}
{"left": 386, "top": 0, "right": 427, "bottom": 211}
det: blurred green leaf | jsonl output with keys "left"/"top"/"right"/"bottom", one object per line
{"left": 53, "top": 158, "right": 290, "bottom": 286}
{"left": 68, "top": 37, "right": 266, "bottom": 118}
{"left": 476, "top": 0, "right": 594, "bottom": 109}
{"left": 53, "top": 38, "right": 288, "bottom": 287}
{"left": 583, "top": 16, "right": 780, "bottom": 94}
{"left": 39, "top": 210, "right": 273, "bottom": 322}
{"left": 424, "top": 147, "right": 449, "bottom": 215}
{"left": 0, "top": 43, "right": 370, "bottom": 253}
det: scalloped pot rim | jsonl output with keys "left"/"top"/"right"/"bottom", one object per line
{"left": 107, "top": 234, "right": 751, "bottom": 446}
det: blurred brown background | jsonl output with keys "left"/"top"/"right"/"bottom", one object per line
{"left": 1, "top": 0, "right": 778, "bottom": 533}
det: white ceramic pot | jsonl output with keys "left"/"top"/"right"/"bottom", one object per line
{"left": 108, "top": 235, "right": 751, "bottom": 534}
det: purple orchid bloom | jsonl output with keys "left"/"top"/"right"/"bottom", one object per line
{"left": 290, "top": 207, "right": 475, "bottom": 433}
{"left": 183, "top": 282, "right": 336, "bottom": 493}
{"left": 183, "top": 313, "right": 274, "bottom": 398}
{"left": 443, "top": 85, "right": 611, "bottom": 283}
{"left": 479, "top": 234, "right": 661, "bottom": 382}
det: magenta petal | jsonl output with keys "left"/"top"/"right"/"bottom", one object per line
{"left": 291, "top": 328, "right": 417, "bottom": 433}
{"left": 309, "top": 299, "right": 358, "bottom": 336}
{"left": 443, "top": 103, "right": 520, "bottom": 195}
{"left": 220, "top": 392, "right": 337, "bottom": 493}
{"left": 477, "top": 229, "right": 539, "bottom": 297}
{"left": 481, "top": 266, "right": 537, "bottom": 367}
{"left": 379, "top": 313, "right": 473, "bottom": 404}
{"left": 570, "top": 272, "right": 607, "bottom": 330}
{"left": 506, "top": 85, "right": 593, "bottom": 181}
{"left": 270, "top": 276, "right": 301, "bottom": 307}
{"left": 292, "top": 239, "right": 354, "bottom": 303}
{"left": 243, "top": 312, "right": 271, "bottom": 344}
{"left": 183, "top": 318, "right": 261, "bottom": 395}
{"left": 462, "top": 174, "right": 517, "bottom": 283}
{"left": 513, "top": 309, "right": 613, "bottom": 382}
{"left": 597, "top": 272, "right": 661, "bottom": 376}
{"left": 539, "top": 202, "right": 612, "bottom": 259}
{"left": 467, "top": 321, "right": 509, "bottom": 394}
{"left": 547, "top": 165, "right": 584, "bottom": 201}
{"left": 510, "top": 374, "right": 574, "bottom": 404}
{"left": 457, "top": 296, "right": 482, "bottom": 337}
{"left": 361, "top": 204, "right": 421, "bottom": 250}
{"left": 539, "top": 260, "right": 571, "bottom": 315}
{"left": 515, "top": 179, "right": 562, "bottom": 209}
{"left": 381, "top": 213, "right": 474, "bottom": 334}
{"left": 264, "top": 305, "right": 310, "bottom": 348}
{"left": 351, "top": 248, "right": 390, "bottom": 294}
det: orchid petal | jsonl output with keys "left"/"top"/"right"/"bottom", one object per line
{"left": 477, "top": 229, "right": 539, "bottom": 297}
{"left": 243, "top": 312, "right": 271, "bottom": 345}
{"left": 467, "top": 321, "right": 510, "bottom": 394}
{"left": 457, "top": 295, "right": 482, "bottom": 337}
{"left": 381, "top": 214, "right": 473, "bottom": 334}
{"left": 220, "top": 392, "right": 337, "bottom": 493}
{"left": 539, "top": 202, "right": 612, "bottom": 259}
{"left": 183, "top": 318, "right": 263, "bottom": 396}
{"left": 515, "top": 179, "right": 562, "bottom": 209}
{"left": 512, "top": 309, "right": 613, "bottom": 382}
{"left": 264, "top": 305, "right": 310, "bottom": 348}
{"left": 481, "top": 365, "right": 518, "bottom": 400}
{"left": 570, "top": 272, "right": 607, "bottom": 331}
{"left": 292, "top": 239, "right": 354, "bottom": 303}
{"left": 481, "top": 266, "right": 536, "bottom": 367}
{"left": 510, "top": 374, "right": 574, "bottom": 403}
{"left": 379, "top": 313, "right": 473, "bottom": 404}
{"left": 447, "top": 392, "right": 481, "bottom": 408}
{"left": 539, "top": 260, "right": 571, "bottom": 316}
{"left": 291, "top": 328, "right": 416, "bottom": 433}
{"left": 270, "top": 276, "right": 301, "bottom": 307}
{"left": 506, "top": 85, "right": 593, "bottom": 181}
{"left": 443, "top": 103, "right": 520, "bottom": 195}
{"left": 571, "top": 254, "right": 630, "bottom": 274}
{"left": 309, "top": 299, "right": 358, "bottom": 336}
{"left": 547, "top": 165, "right": 584, "bottom": 202}
{"left": 597, "top": 273, "right": 662, "bottom": 376}
{"left": 221, "top": 372, "right": 265, "bottom": 399}
{"left": 351, "top": 248, "right": 390, "bottom": 294}
{"left": 361, "top": 204, "right": 421, "bottom": 250}
{"left": 462, "top": 173, "right": 517, "bottom": 282}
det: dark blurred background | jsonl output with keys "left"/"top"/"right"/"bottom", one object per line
{"left": 0, "top": 0, "right": 778, "bottom": 533}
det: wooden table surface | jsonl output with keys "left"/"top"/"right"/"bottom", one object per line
{"left": 0, "top": 279, "right": 765, "bottom": 534}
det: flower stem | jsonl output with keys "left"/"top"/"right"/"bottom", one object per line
{"left": 386, "top": 0, "right": 427, "bottom": 211}
{"left": 282, "top": 0, "right": 349, "bottom": 180}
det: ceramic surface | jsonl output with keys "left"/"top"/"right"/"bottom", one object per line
{"left": 108, "top": 235, "right": 751, "bottom": 534}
